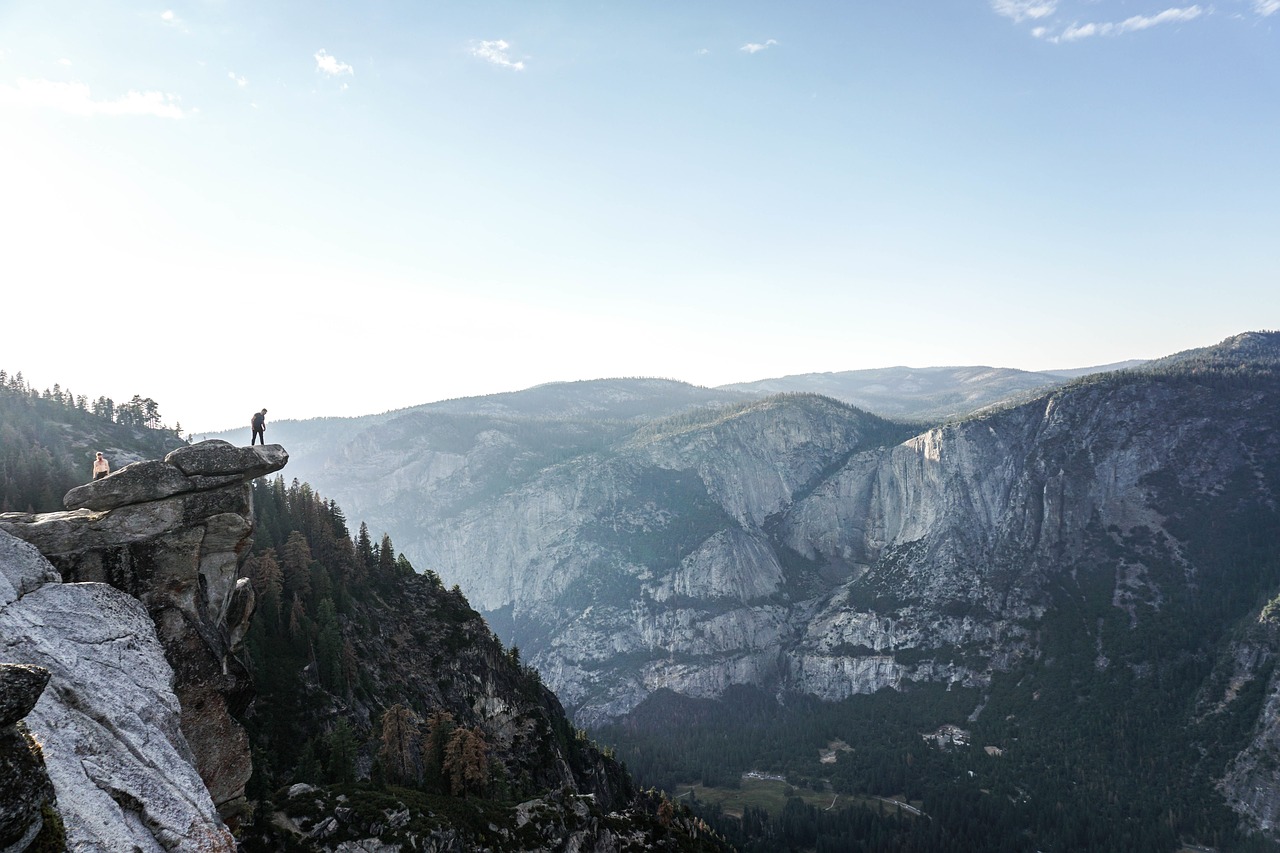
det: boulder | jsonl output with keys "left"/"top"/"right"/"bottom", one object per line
{"left": 0, "top": 664, "right": 49, "bottom": 727}
{"left": 64, "top": 459, "right": 196, "bottom": 512}
{"left": 0, "top": 662, "right": 56, "bottom": 852}
{"left": 165, "top": 439, "right": 289, "bottom": 479}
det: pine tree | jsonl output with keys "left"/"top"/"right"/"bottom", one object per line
{"left": 380, "top": 704, "right": 421, "bottom": 786}
{"left": 327, "top": 718, "right": 357, "bottom": 785}
{"left": 444, "top": 726, "right": 489, "bottom": 798}
{"left": 378, "top": 533, "right": 396, "bottom": 578}
{"left": 355, "top": 522, "right": 375, "bottom": 577}
{"left": 422, "top": 711, "right": 456, "bottom": 793}
{"left": 315, "top": 598, "right": 342, "bottom": 691}
{"left": 281, "top": 531, "right": 313, "bottom": 601}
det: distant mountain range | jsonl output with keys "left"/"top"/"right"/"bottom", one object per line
{"left": 721, "top": 360, "right": 1149, "bottom": 422}
{"left": 145, "top": 335, "right": 1280, "bottom": 846}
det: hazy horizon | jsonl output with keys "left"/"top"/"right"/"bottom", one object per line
{"left": 4, "top": 1, "right": 1276, "bottom": 432}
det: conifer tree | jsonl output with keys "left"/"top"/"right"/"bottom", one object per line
{"left": 327, "top": 718, "right": 357, "bottom": 785}
{"left": 378, "top": 533, "right": 396, "bottom": 578}
{"left": 315, "top": 598, "right": 342, "bottom": 691}
{"left": 379, "top": 704, "right": 421, "bottom": 786}
{"left": 422, "top": 711, "right": 456, "bottom": 793}
{"left": 355, "top": 522, "right": 375, "bottom": 576}
{"left": 443, "top": 726, "right": 490, "bottom": 798}
{"left": 281, "top": 531, "right": 313, "bottom": 601}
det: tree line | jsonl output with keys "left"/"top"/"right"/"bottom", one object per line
{"left": 1, "top": 369, "right": 173, "bottom": 432}
{"left": 0, "top": 371, "right": 180, "bottom": 513}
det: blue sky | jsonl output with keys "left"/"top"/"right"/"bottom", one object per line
{"left": 1, "top": 1, "right": 1277, "bottom": 432}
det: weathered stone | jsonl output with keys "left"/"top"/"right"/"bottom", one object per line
{"left": 0, "top": 662, "right": 56, "bottom": 852}
{"left": 226, "top": 577, "right": 255, "bottom": 650}
{"left": 0, "top": 718, "right": 56, "bottom": 853}
{"left": 0, "top": 530, "right": 235, "bottom": 852}
{"left": 0, "top": 534, "right": 59, "bottom": 608}
{"left": 64, "top": 459, "right": 196, "bottom": 511}
{"left": 0, "top": 664, "right": 49, "bottom": 727}
{"left": 1, "top": 440, "right": 286, "bottom": 828}
{"left": 165, "top": 439, "right": 288, "bottom": 479}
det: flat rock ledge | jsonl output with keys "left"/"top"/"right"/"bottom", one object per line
{"left": 64, "top": 440, "right": 288, "bottom": 512}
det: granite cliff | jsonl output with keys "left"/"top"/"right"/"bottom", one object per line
{"left": 213, "top": 332, "right": 1280, "bottom": 843}
{"left": 0, "top": 440, "right": 286, "bottom": 848}
{"left": 1, "top": 438, "right": 728, "bottom": 852}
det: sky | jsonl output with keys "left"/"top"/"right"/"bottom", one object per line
{"left": 1, "top": 1, "right": 1277, "bottom": 433}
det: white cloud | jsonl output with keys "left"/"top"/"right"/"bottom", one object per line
{"left": 0, "top": 78, "right": 186, "bottom": 118}
{"left": 697, "top": 48, "right": 710, "bottom": 56}
{"left": 314, "top": 49, "right": 354, "bottom": 77}
{"left": 159, "top": 9, "right": 186, "bottom": 31}
{"left": 1058, "top": 5, "right": 1203, "bottom": 40}
{"left": 228, "top": 71, "right": 246, "bottom": 87}
{"left": 991, "top": 0, "right": 1058, "bottom": 22}
{"left": 469, "top": 39, "right": 525, "bottom": 70}
{"left": 58, "top": 58, "right": 72, "bottom": 66}
{"left": 1117, "top": 5, "right": 1204, "bottom": 31}
{"left": 1031, "top": 25, "right": 1049, "bottom": 37}
{"left": 1254, "top": 0, "right": 1280, "bottom": 14}
{"left": 1061, "top": 21, "right": 1101, "bottom": 39}
{"left": 740, "top": 39, "right": 778, "bottom": 54}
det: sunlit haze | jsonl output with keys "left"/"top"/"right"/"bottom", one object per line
{"left": 2, "top": 1, "right": 1277, "bottom": 432}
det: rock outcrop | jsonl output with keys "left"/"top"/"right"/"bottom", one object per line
{"left": 0, "top": 439, "right": 287, "bottom": 825}
{"left": 0, "top": 662, "right": 57, "bottom": 852}
{"left": 1, "top": 529, "right": 234, "bottom": 851}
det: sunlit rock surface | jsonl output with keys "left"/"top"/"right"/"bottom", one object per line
{"left": 1, "top": 530, "right": 235, "bottom": 852}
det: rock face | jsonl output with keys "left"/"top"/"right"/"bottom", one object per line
{"left": 0, "top": 662, "right": 56, "bottom": 852}
{"left": 310, "top": 340, "right": 1277, "bottom": 732}
{"left": 1, "top": 530, "right": 235, "bottom": 852}
{"left": 200, "top": 333, "right": 1280, "bottom": 840}
{"left": 0, "top": 439, "right": 287, "bottom": 823}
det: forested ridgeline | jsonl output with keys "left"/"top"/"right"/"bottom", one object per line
{"left": 0, "top": 369, "right": 182, "bottom": 512}
{"left": 596, "top": 669, "right": 1279, "bottom": 853}
{"left": 237, "top": 475, "right": 725, "bottom": 850}
{"left": 593, "top": 475, "right": 1280, "bottom": 853}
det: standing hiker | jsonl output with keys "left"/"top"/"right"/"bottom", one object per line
{"left": 92, "top": 452, "right": 110, "bottom": 481}
{"left": 251, "top": 408, "right": 267, "bottom": 446}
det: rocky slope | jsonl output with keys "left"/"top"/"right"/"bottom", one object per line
{"left": 191, "top": 331, "right": 1280, "bottom": 843}
{"left": 1, "top": 438, "right": 729, "bottom": 851}
{"left": 0, "top": 440, "right": 287, "bottom": 849}
{"left": 1, "top": 529, "right": 235, "bottom": 852}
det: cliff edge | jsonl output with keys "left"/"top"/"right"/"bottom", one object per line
{"left": 0, "top": 439, "right": 287, "bottom": 835}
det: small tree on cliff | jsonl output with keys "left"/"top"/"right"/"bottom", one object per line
{"left": 421, "top": 711, "right": 455, "bottom": 793}
{"left": 379, "top": 703, "right": 421, "bottom": 786}
{"left": 443, "top": 726, "right": 490, "bottom": 798}
{"left": 378, "top": 533, "right": 397, "bottom": 579}
{"left": 354, "top": 522, "right": 375, "bottom": 579}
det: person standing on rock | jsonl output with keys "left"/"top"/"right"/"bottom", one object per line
{"left": 250, "top": 409, "right": 267, "bottom": 446}
{"left": 91, "top": 452, "right": 110, "bottom": 480}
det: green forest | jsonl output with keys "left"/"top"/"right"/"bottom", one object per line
{"left": 593, "top": 504, "right": 1280, "bottom": 851}
{"left": 235, "top": 475, "right": 723, "bottom": 851}
{"left": 0, "top": 369, "right": 181, "bottom": 512}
